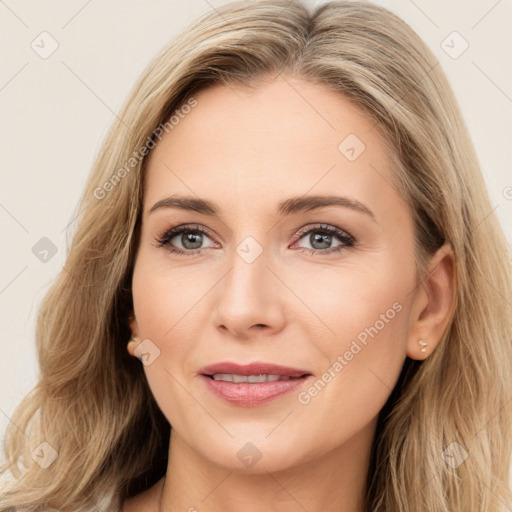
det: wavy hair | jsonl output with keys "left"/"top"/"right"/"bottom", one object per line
{"left": 1, "top": 1, "right": 511, "bottom": 510}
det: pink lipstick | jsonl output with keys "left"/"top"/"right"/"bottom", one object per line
{"left": 199, "top": 362, "right": 312, "bottom": 406}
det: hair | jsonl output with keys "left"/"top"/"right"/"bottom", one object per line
{"left": 1, "top": 0, "right": 511, "bottom": 510}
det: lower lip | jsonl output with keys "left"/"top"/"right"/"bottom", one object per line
{"left": 201, "top": 375, "right": 310, "bottom": 406}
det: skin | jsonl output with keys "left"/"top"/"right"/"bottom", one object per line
{"left": 123, "top": 74, "right": 455, "bottom": 512}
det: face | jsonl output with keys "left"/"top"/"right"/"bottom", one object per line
{"left": 129, "top": 74, "right": 418, "bottom": 473}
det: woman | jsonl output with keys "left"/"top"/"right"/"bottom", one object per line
{"left": 1, "top": 0, "right": 511, "bottom": 510}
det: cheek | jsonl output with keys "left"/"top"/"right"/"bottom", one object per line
{"left": 287, "top": 254, "right": 412, "bottom": 353}
{"left": 130, "top": 254, "right": 215, "bottom": 425}
{"left": 131, "top": 255, "right": 205, "bottom": 342}
{"left": 290, "top": 260, "right": 413, "bottom": 446}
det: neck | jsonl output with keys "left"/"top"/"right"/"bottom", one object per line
{"left": 157, "top": 419, "right": 376, "bottom": 512}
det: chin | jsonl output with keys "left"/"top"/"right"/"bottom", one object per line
{"left": 190, "top": 433, "right": 313, "bottom": 475}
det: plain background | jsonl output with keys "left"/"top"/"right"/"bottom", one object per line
{"left": 1, "top": 0, "right": 511, "bottom": 483}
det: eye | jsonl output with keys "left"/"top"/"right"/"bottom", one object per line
{"left": 291, "top": 224, "right": 355, "bottom": 255}
{"left": 153, "top": 224, "right": 217, "bottom": 255}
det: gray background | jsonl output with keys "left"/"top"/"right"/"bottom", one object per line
{"left": 1, "top": 0, "right": 511, "bottom": 478}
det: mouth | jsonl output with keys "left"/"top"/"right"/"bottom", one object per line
{"left": 209, "top": 374, "right": 301, "bottom": 383}
{"left": 199, "top": 362, "right": 313, "bottom": 407}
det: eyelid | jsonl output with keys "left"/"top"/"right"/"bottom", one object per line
{"left": 153, "top": 223, "right": 216, "bottom": 249}
{"left": 292, "top": 223, "right": 354, "bottom": 243}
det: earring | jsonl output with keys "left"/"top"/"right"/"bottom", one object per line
{"left": 127, "top": 336, "right": 139, "bottom": 352}
{"left": 418, "top": 339, "right": 428, "bottom": 353}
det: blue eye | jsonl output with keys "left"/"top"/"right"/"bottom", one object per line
{"left": 154, "top": 223, "right": 355, "bottom": 256}
{"left": 154, "top": 224, "right": 216, "bottom": 255}
{"left": 292, "top": 224, "right": 355, "bottom": 255}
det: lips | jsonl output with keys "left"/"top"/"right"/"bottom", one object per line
{"left": 199, "top": 362, "right": 312, "bottom": 407}
{"left": 200, "top": 361, "right": 309, "bottom": 378}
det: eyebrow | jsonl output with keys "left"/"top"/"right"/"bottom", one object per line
{"left": 148, "top": 194, "right": 376, "bottom": 221}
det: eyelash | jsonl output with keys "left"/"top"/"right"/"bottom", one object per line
{"left": 153, "top": 223, "right": 355, "bottom": 256}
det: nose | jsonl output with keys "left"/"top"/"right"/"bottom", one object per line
{"left": 212, "top": 241, "right": 286, "bottom": 340}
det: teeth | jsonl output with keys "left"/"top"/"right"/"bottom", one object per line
{"left": 213, "top": 373, "right": 234, "bottom": 382}
{"left": 247, "top": 374, "right": 282, "bottom": 383}
{"left": 211, "top": 374, "right": 290, "bottom": 383}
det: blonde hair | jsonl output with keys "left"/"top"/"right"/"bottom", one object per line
{"left": 1, "top": 1, "right": 511, "bottom": 510}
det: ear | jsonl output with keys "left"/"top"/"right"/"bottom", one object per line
{"left": 406, "top": 243, "right": 456, "bottom": 360}
{"left": 127, "top": 311, "right": 140, "bottom": 357}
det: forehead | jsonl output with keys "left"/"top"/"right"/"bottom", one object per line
{"left": 142, "top": 75, "right": 402, "bottom": 218}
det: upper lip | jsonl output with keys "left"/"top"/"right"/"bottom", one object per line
{"left": 199, "top": 362, "right": 311, "bottom": 378}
